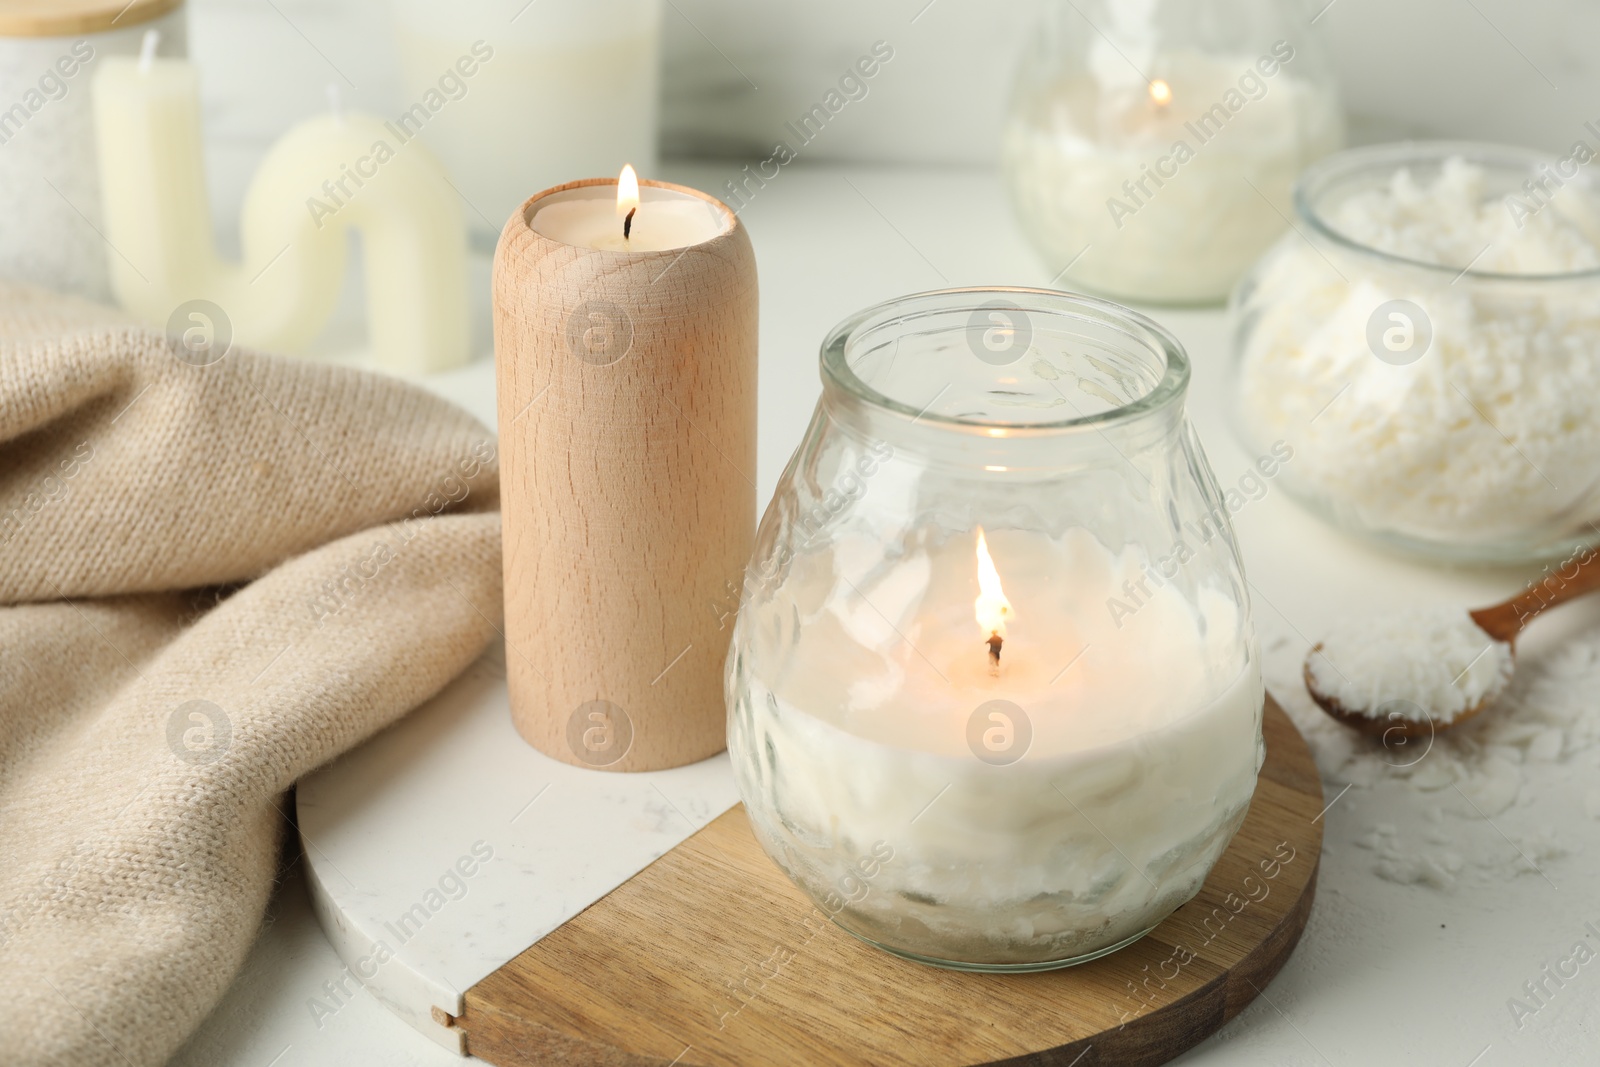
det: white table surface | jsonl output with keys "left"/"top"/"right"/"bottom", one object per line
{"left": 170, "top": 161, "right": 1600, "bottom": 1067}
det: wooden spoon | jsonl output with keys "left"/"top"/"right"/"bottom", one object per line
{"left": 1305, "top": 547, "right": 1600, "bottom": 739}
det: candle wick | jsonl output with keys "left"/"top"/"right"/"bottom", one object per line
{"left": 138, "top": 29, "right": 160, "bottom": 73}
{"left": 986, "top": 632, "right": 1003, "bottom": 676}
{"left": 623, "top": 206, "right": 636, "bottom": 241}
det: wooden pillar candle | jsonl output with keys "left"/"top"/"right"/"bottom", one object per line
{"left": 493, "top": 172, "right": 757, "bottom": 772}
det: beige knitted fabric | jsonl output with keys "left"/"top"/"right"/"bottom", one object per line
{"left": 0, "top": 284, "right": 504, "bottom": 1066}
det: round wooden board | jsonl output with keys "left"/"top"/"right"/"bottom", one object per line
{"left": 454, "top": 696, "right": 1323, "bottom": 1067}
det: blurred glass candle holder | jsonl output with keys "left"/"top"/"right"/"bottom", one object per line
{"left": 726, "top": 288, "right": 1265, "bottom": 971}
{"left": 391, "top": 0, "right": 662, "bottom": 245}
{"left": 0, "top": 0, "right": 186, "bottom": 300}
{"left": 1002, "top": 0, "right": 1343, "bottom": 305}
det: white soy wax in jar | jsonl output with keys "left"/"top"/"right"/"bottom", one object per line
{"left": 726, "top": 287, "right": 1265, "bottom": 970}
{"left": 1230, "top": 144, "right": 1600, "bottom": 562}
{"left": 730, "top": 527, "right": 1263, "bottom": 968}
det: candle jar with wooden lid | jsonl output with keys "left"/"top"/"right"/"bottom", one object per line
{"left": 0, "top": 0, "right": 187, "bottom": 299}
{"left": 726, "top": 288, "right": 1264, "bottom": 971}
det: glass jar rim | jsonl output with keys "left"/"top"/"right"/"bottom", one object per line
{"left": 819, "top": 287, "right": 1190, "bottom": 435}
{"left": 1293, "top": 140, "right": 1600, "bottom": 284}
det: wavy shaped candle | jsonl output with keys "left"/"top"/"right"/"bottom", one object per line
{"left": 92, "top": 51, "right": 469, "bottom": 373}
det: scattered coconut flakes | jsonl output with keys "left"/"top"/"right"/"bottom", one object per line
{"left": 1272, "top": 621, "right": 1600, "bottom": 891}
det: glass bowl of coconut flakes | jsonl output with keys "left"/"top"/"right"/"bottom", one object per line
{"left": 1230, "top": 141, "right": 1600, "bottom": 563}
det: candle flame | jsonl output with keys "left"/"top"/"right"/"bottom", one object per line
{"left": 974, "top": 528, "right": 1013, "bottom": 641}
{"left": 617, "top": 164, "right": 640, "bottom": 216}
{"left": 1148, "top": 79, "right": 1173, "bottom": 107}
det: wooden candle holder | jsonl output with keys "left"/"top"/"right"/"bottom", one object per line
{"left": 493, "top": 179, "right": 757, "bottom": 772}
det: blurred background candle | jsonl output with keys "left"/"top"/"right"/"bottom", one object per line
{"left": 0, "top": 0, "right": 186, "bottom": 301}
{"left": 391, "top": 0, "right": 663, "bottom": 246}
{"left": 94, "top": 42, "right": 469, "bottom": 372}
{"left": 1002, "top": 0, "right": 1344, "bottom": 305}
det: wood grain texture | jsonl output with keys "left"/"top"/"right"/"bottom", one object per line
{"left": 459, "top": 695, "right": 1323, "bottom": 1067}
{"left": 1471, "top": 543, "right": 1600, "bottom": 644}
{"left": 493, "top": 179, "right": 758, "bottom": 772}
{"left": 0, "top": 0, "right": 182, "bottom": 36}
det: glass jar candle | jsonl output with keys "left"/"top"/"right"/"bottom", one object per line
{"left": 1231, "top": 142, "right": 1600, "bottom": 563}
{"left": 726, "top": 288, "right": 1265, "bottom": 971}
{"left": 1002, "top": 0, "right": 1343, "bottom": 305}
{"left": 0, "top": 0, "right": 188, "bottom": 300}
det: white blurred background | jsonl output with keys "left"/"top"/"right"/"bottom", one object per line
{"left": 190, "top": 0, "right": 1599, "bottom": 230}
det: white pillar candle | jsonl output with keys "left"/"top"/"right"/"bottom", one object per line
{"left": 391, "top": 0, "right": 662, "bottom": 241}
{"left": 731, "top": 525, "right": 1264, "bottom": 965}
{"left": 93, "top": 47, "right": 470, "bottom": 373}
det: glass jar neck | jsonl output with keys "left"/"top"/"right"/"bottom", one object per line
{"left": 817, "top": 287, "right": 1192, "bottom": 474}
{"left": 820, "top": 380, "right": 1187, "bottom": 475}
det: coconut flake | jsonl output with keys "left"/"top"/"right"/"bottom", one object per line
{"left": 1307, "top": 606, "right": 1514, "bottom": 723}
